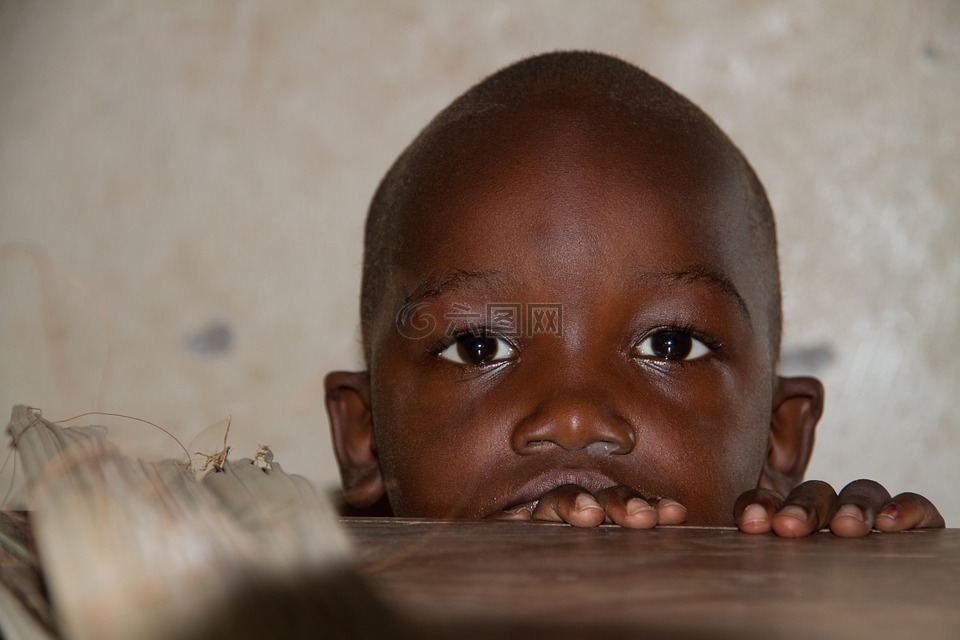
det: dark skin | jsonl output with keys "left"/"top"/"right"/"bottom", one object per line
{"left": 326, "top": 92, "right": 944, "bottom": 536}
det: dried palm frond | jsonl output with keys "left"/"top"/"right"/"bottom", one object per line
{"left": 3, "top": 406, "right": 406, "bottom": 640}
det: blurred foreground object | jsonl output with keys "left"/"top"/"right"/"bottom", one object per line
{"left": 0, "top": 406, "right": 403, "bottom": 640}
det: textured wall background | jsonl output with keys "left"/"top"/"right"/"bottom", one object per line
{"left": 2, "top": 1, "right": 958, "bottom": 523}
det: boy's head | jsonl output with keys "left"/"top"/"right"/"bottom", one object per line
{"left": 326, "top": 51, "right": 824, "bottom": 525}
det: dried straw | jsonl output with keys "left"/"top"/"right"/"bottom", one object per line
{"left": 4, "top": 405, "right": 406, "bottom": 640}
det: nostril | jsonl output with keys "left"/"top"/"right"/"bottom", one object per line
{"left": 511, "top": 397, "right": 636, "bottom": 456}
{"left": 586, "top": 441, "right": 621, "bottom": 456}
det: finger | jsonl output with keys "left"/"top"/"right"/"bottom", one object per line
{"left": 874, "top": 492, "right": 946, "bottom": 532}
{"left": 734, "top": 488, "right": 784, "bottom": 534}
{"left": 648, "top": 496, "right": 687, "bottom": 525}
{"left": 829, "top": 479, "right": 891, "bottom": 538}
{"left": 486, "top": 503, "right": 535, "bottom": 521}
{"left": 771, "top": 480, "right": 837, "bottom": 538}
{"left": 595, "top": 486, "right": 658, "bottom": 529}
{"left": 532, "top": 484, "right": 606, "bottom": 528}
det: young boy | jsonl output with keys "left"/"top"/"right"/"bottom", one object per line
{"left": 324, "top": 51, "right": 943, "bottom": 537}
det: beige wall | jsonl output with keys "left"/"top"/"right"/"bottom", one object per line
{"left": 2, "top": 1, "right": 958, "bottom": 524}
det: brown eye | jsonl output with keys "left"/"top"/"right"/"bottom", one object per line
{"left": 634, "top": 330, "right": 709, "bottom": 361}
{"left": 440, "top": 333, "right": 516, "bottom": 366}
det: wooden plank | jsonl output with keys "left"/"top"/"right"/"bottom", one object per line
{"left": 346, "top": 518, "right": 960, "bottom": 639}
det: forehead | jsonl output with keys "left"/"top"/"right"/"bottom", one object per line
{"left": 387, "top": 97, "right": 759, "bottom": 302}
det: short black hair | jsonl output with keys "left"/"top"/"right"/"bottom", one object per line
{"left": 360, "top": 50, "right": 781, "bottom": 364}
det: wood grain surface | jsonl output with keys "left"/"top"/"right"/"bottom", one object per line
{"left": 346, "top": 518, "right": 960, "bottom": 639}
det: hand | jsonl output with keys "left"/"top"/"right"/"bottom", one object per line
{"left": 734, "top": 479, "right": 945, "bottom": 537}
{"left": 489, "top": 484, "right": 687, "bottom": 528}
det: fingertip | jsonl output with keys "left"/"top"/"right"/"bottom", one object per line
{"left": 737, "top": 503, "right": 772, "bottom": 535}
{"left": 771, "top": 506, "right": 815, "bottom": 538}
{"left": 874, "top": 502, "right": 905, "bottom": 531}
{"left": 569, "top": 509, "right": 606, "bottom": 528}
{"left": 771, "top": 518, "right": 811, "bottom": 538}
{"left": 655, "top": 498, "right": 687, "bottom": 525}
{"left": 569, "top": 493, "right": 605, "bottom": 528}
{"left": 574, "top": 492, "right": 600, "bottom": 511}
{"left": 594, "top": 487, "right": 658, "bottom": 529}
{"left": 891, "top": 493, "right": 946, "bottom": 529}
{"left": 626, "top": 497, "right": 654, "bottom": 515}
{"left": 488, "top": 507, "right": 534, "bottom": 521}
{"left": 618, "top": 497, "right": 658, "bottom": 529}
{"left": 734, "top": 488, "right": 784, "bottom": 524}
{"left": 829, "top": 503, "right": 871, "bottom": 538}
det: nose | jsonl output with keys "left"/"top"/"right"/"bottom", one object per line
{"left": 511, "top": 390, "right": 635, "bottom": 456}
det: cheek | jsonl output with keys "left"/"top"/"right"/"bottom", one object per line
{"left": 371, "top": 367, "right": 515, "bottom": 518}
{"left": 633, "top": 369, "right": 771, "bottom": 524}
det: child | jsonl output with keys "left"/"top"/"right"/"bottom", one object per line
{"left": 324, "top": 51, "right": 943, "bottom": 537}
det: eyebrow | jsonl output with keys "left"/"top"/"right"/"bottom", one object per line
{"left": 402, "top": 269, "right": 506, "bottom": 307}
{"left": 402, "top": 265, "right": 751, "bottom": 322}
{"left": 635, "top": 266, "right": 751, "bottom": 322}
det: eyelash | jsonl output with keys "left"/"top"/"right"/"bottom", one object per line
{"left": 425, "top": 322, "right": 722, "bottom": 366}
{"left": 427, "top": 328, "right": 519, "bottom": 358}
{"left": 632, "top": 323, "right": 723, "bottom": 362}
{"left": 642, "top": 322, "right": 721, "bottom": 345}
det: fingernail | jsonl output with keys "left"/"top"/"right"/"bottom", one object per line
{"left": 779, "top": 505, "right": 808, "bottom": 522}
{"left": 878, "top": 503, "right": 901, "bottom": 521}
{"left": 658, "top": 498, "right": 687, "bottom": 512}
{"left": 835, "top": 503, "right": 864, "bottom": 522}
{"left": 504, "top": 502, "right": 536, "bottom": 516}
{"left": 742, "top": 503, "right": 768, "bottom": 525}
{"left": 626, "top": 498, "right": 654, "bottom": 515}
{"left": 575, "top": 493, "right": 602, "bottom": 513}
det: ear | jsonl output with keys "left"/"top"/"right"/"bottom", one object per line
{"left": 324, "top": 370, "right": 385, "bottom": 508}
{"left": 758, "top": 376, "right": 824, "bottom": 496}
